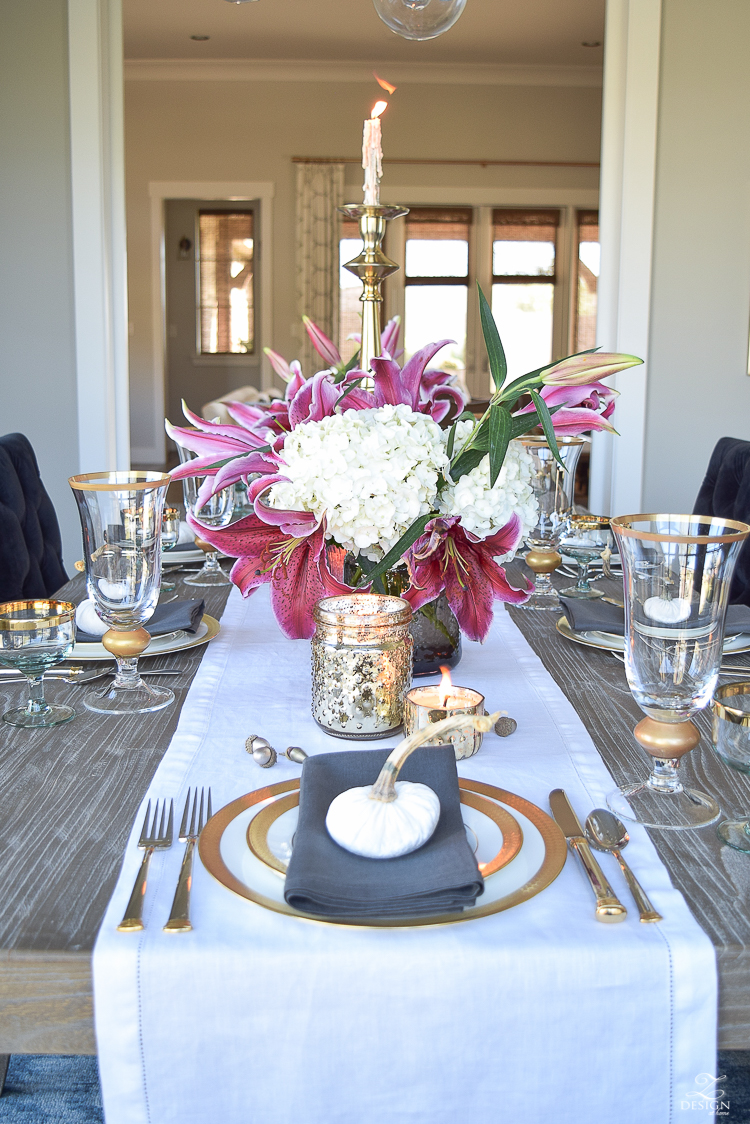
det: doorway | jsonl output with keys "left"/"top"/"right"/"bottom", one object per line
{"left": 164, "top": 198, "right": 261, "bottom": 431}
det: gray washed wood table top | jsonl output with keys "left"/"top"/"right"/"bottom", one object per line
{"left": 2, "top": 567, "right": 750, "bottom": 1052}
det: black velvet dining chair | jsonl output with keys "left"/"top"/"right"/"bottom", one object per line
{"left": 0, "top": 432, "right": 68, "bottom": 603}
{"left": 693, "top": 436, "right": 750, "bottom": 607}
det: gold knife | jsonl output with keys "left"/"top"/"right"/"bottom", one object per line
{"left": 549, "top": 789, "right": 627, "bottom": 923}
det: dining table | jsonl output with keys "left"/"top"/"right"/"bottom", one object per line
{"left": 1, "top": 561, "right": 750, "bottom": 1064}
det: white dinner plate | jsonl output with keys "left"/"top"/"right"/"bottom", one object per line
{"left": 556, "top": 615, "right": 750, "bottom": 655}
{"left": 70, "top": 615, "right": 220, "bottom": 661}
{"left": 162, "top": 547, "right": 229, "bottom": 565}
{"left": 199, "top": 779, "right": 566, "bottom": 928}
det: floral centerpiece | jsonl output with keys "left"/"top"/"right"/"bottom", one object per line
{"left": 167, "top": 287, "right": 641, "bottom": 642}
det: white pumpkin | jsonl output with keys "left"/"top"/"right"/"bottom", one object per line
{"left": 643, "top": 596, "right": 691, "bottom": 624}
{"left": 326, "top": 781, "right": 440, "bottom": 859}
{"left": 324, "top": 710, "right": 499, "bottom": 860}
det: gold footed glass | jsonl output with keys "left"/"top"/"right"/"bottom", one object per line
{"left": 160, "top": 506, "right": 180, "bottom": 591}
{"left": 176, "top": 444, "right": 234, "bottom": 587}
{"left": 69, "top": 471, "right": 175, "bottom": 716}
{"left": 516, "top": 435, "right": 585, "bottom": 611}
{"left": 0, "top": 600, "right": 76, "bottom": 727}
{"left": 606, "top": 513, "right": 750, "bottom": 830}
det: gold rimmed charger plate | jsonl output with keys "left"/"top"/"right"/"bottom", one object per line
{"left": 556, "top": 615, "right": 750, "bottom": 656}
{"left": 71, "top": 614, "right": 220, "bottom": 661}
{"left": 199, "top": 777, "right": 566, "bottom": 928}
{"left": 246, "top": 785, "right": 524, "bottom": 878}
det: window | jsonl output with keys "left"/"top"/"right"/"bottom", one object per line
{"left": 491, "top": 209, "right": 558, "bottom": 380}
{"left": 403, "top": 208, "right": 471, "bottom": 382}
{"left": 575, "top": 210, "right": 600, "bottom": 352}
{"left": 197, "top": 211, "right": 255, "bottom": 354}
{"left": 337, "top": 203, "right": 598, "bottom": 396}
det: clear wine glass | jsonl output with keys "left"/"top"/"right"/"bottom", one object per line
{"left": 515, "top": 436, "right": 585, "bottom": 611}
{"left": 69, "top": 471, "right": 175, "bottom": 716}
{"left": 0, "top": 600, "right": 76, "bottom": 727}
{"left": 559, "top": 515, "right": 612, "bottom": 600}
{"left": 160, "top": 506, "right": 180, "bottom": 592}
{"left": 712, "top": 682, "right": 750, "bottom": 851}
{"left": 176, "top": 444, "right": 234, "bottom": 587}
{"left": 607, "top": 513, "right": 750, "bottom": 829}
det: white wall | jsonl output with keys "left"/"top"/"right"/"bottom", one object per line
{"left": 643, "top": 0, "right": 750, "bottom": 513}
{"left": 0, "top": 0, "right": 81, "bottom": 566}
{"left": 124, "top": 69, "right": 602, "bottom": 461}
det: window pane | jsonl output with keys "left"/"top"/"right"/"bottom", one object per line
{"left": 198, "top": 212, "right": 254, "bottom": 354}
{"left": 404, "top": 285, "right": 467, "bottom": 380}
{"left": 575, "top": 210, "right": 599, "bottom": 352}
{"left": 493, "top": 240, "right": 555, "bottom": 277}
{"left": 339, "top": 233, "right": 363, "bottom": 366}
{"left": 491, "top": 283, "right": 553, "bottom": 381}
{"left": 406, "top": 239, "right": 468, "bottom": 278}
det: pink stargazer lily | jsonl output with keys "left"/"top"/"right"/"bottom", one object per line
{"left": 514, "top": 381, "right": 619, "bottom": 436}
{"left": 303, "top": 317, "right": 341, "bottom": 369}
{"left": 404, "top": 516, "right": 532, "bottom": 642}
{"left": 186, "top": 512, "right": 351, "bottom": 639}
{"left": 540, "top": 352, "right": 642, "bottom": 386}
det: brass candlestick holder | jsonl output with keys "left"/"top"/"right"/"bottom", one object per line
{"left": 339, "top": 203, "right": 409, "bottom": 375}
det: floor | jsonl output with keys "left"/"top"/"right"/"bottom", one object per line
{"left": 0, "top": 1054, "right": 749, "bottom": 1121}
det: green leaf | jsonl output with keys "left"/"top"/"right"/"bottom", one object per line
{"left": 344, "top": 349, "right": 361, "bottom": 374}
{"left": 356, "top": 513, "right": 434, "bottom": 587}
{"left": 336, "top": 377, "right": 366, "bottom": 405}
{"left": 477, "top": 283, "right": 507, "bottom": 392}
{"left": 446, "top": 420, "right": 458, "bottom": 459}
{"left": 488, "top": 405, "right": 512, "bottom": 488}
{"left": 529, "top": 389, "right": 563, "bottom": 466}
{"left": 449, "top": 446, "right": 487, "bottom": 482}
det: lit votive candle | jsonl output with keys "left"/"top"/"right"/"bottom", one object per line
{"left": 403, "top": 683, "right": 486, "bottom": 761}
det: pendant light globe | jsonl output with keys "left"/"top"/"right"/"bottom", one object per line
{"left": 372, "top": 0, "right": 467, "bottom": 41}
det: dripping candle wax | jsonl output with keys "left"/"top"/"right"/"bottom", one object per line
{"left": 363, "top": 100, "right": 387, "bottom": 206}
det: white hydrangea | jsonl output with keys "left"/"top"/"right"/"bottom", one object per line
{"left": 268, "top": 404, "right": 448, "bottom": 559}
{"left": 438, "top": 425, "right": 538, "bottom": 551}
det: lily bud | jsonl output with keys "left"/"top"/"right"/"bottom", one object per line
{"left": 540, "top": 352, "right": 643, "bottom": 386}
{"left": 302, "top": 316, "right": 342, "bottom": 367}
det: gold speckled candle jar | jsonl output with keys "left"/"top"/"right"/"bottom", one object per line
{"left": 311, "top": 594, "right": 413, "bottom": 739}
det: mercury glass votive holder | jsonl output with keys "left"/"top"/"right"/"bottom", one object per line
{"left": 403, "top": 684, "right": 486, "bottom": 760}
{"left": 311, "top": 594, "right": 413, "bottom": 739}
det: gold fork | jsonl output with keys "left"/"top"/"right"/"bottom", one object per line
{"left": 163, "top": 787, "right": 212, "bottom": 933}
{"left": 117, "top": 799, "right": 174, "bottom": 932}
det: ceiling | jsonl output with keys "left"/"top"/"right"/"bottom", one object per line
{"left": 123, "top": 0, "right": 606, "bottom": 67}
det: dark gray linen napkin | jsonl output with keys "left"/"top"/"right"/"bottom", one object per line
{"left": 559, "top": 595, "right": 750, "bottom": 637}
{"left": 283, "top": 745, "right": 484, "bottom": 919}
{"left": 163, "top": 542, "right": 197, "bottom": 554}
{"left": 75, "top": 599, "right": 205, "bottom": 643}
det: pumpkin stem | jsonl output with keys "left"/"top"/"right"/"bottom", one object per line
{"left": 369, "top": 712, "right": 500, "bottom": 802}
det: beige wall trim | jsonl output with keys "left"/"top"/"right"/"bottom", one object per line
{"left": 146, "top": 181, "right": 275, "bottom": 465}
{"left": 124, "top": 58, "right": 604, "bottom": 88}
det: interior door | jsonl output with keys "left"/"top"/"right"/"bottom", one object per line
{"left": 164, "top": 199, "right": 260, "bottom": 430}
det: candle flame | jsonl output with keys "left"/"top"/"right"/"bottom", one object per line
{"left": 373, "top": 72, "right": 397, "bottom": 95}
{"left": 371, "top": 100, "right": 388, "bottom": 120}
{"left": 438, "top": 665, "right": 453, "bottom": 708}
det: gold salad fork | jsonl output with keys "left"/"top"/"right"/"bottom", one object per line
{"left": 117, "top": 799, "right": 174, "bottom": 932}
{"left": 163, "top": 787, "right": 212, "bottom": 933}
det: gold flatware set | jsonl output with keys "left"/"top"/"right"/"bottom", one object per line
{"left": 549, "top": 789, "right": 662, "bottom": 924}
{"left": 118, "top": 789, "right": 212, "bottom": 934}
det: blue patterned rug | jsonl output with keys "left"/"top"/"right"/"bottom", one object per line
{"left": 0, "top": 1053, "right": 749, "bottom": 1121}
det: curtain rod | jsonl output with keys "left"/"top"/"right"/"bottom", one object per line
{"left": 292, "top": 157, "right": 600, "bottom": 168}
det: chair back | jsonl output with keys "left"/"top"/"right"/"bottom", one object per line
{"left": 693, "top": 436, "right": 750, "bottom": 606}
{"left": 0, "top": 433, "right": 68, "bottom": 601}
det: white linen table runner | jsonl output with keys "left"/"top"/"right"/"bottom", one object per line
{"left": 94, "top": 586, "right": 717, "bottom": 1124}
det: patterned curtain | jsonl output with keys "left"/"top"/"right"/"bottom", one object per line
{"left": 295, "top": 162, "right": 345, "bottom": 373}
